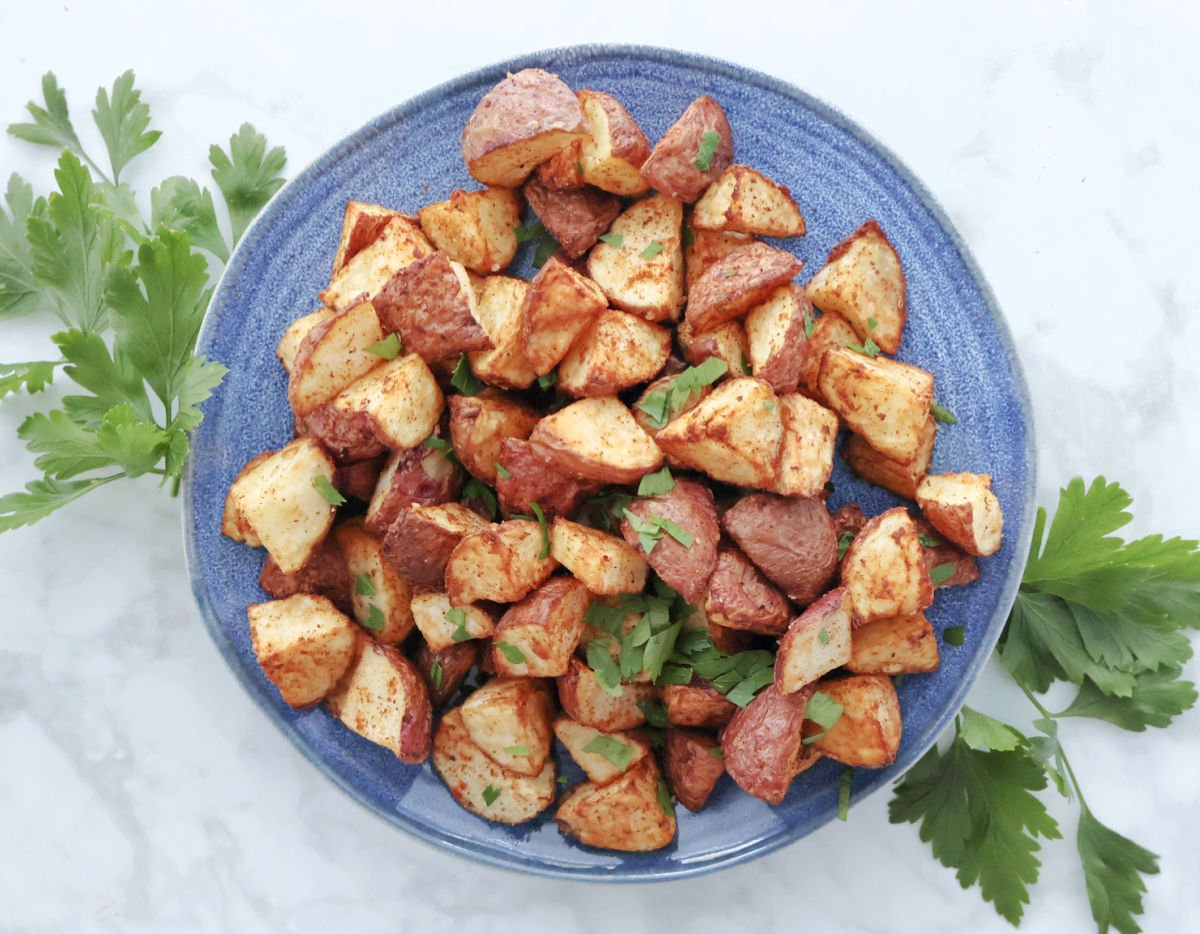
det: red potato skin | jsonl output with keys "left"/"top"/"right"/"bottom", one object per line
{"left": 587, "top": 90, "right": 652, "bottom": 167}
{"left": 704, "top": 547, "right": 792, "bottom": 635}
{"left": 258, "top": 538, "right": 352, "bottom": 615}
{"left": 299, "top": 404, "right": 386, "bottom": 463}
{"left": 913, "top": 516, "right": 980, "bottom": 587}
{"left": 374, "top": 252, "right": 492, "bottom": 361}
{"left": 723, "top": 494, "right": 839, "bottom": 606}
{"left": 337, "top": 211, "right": 398, "bottom": 271}
{"left": 491, "top": 576, "right": 589, "bottom": 675}
{"left": 662, "top": 678, "right": 737, "bottom": 728}
{"left": 664, "top": 728, "right": 725, "bottom": 812}
{"left": 620, "top": 478, "right": 720, "bottom": 604}
{"left": 721, "top": 683, "right": 815, "bottom": 804}
{"left": 640, "top": 96, "right": 734, "bottom": 203}
{"left": 364, "top": 446, "right": 462, "bottom": 535}
{"left": 831, "top": 503, "right": 867, "bottom": 540}
{"left": 685, "top": 243, "right": 804, "bottom": 332}
{"left": 754, "top": 285, "right": 812, "bottom": 395}
{"left": 535, "top": 140, "right": 586, "bottom": 191}
{"left": 381, "top": 508, "right": 479, "bottom": 586}
{"left": 460, "top": 68, "right": 585, "bottom": 171}
{"left": 556, "top": 657, "right": 648, "bottom": 731}
{"left": 494, "top": 438, "right": 601, "bottom": 519}
{"left": 522, "top": 176, "right": 622, "bottom": 259}
{"left": 356, "top": 642, "right": 434, "bottom": 764}
{"left": 413, "top": 638, "right": 479, "bottom": 708}
{"left": 334, "top": 456, "right": 385, "bottom": 503}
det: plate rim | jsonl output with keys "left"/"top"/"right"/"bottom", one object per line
{"left": 182, "top": 42, "right": 1038, "bottom": 882}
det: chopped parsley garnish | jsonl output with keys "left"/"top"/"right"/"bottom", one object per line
{"left": 838, "top": 767, "right": 855, "bottom": 821}
{"left": 495, "top": 463, "right": 512, "bottom": 479}
{"left": 450, "top": 353, "right": 483, "bottom": 396}
{"left": 363, "top": 604, "right": 385, "bottom": 632}
{"left": 622, "top": 510, "right": 693, "bottom": 554}
{"left": 656, "top": 778, "right": 674, "bottom": 816}
{"left": 312, "top": 475, "right": 345, "bottom": 506}
{"left": 723, "top": 268, "right": 736, "bottom": 278}
{"left": 636, "top": 357, "right": 728, "bottom": 429}
{"left": 806, "top": 690, "right": 845, "bottom": 731}
{"left": 536, "top": 370, "right": 558, "bottom": 391}
{"left": 740, "top": 353, "right": 753, "bottom": 375}
{"left": 598, "top": 232, "right": 624, "bottom": 247}
{"left": 637, "top": 698, "right": 671, "bottom": 729}
{"left": 496, "top": 640, "right": 526, "bottom": 664}
{"left": 355, "top": 573, "right": 376, "bottom": 597}
{"left": 681, "top": 225, "right": 695, "bottom": 248}
{"left": 803, "top": 309, "right": 816, "bottom": 339}
{"left": 422, "top": 435, "right": 454, "bottom": 455}
{"left": 930, "top": 562, "right": 957, "bottom": 585}
{"left": 637, "top": 466, "right": 675, "bottom": 497}
{"left": 462, "top": 477, "right": 498, "bottom": 519}
{"left": 513, "top": 220, "right": 545, "bottom": 243}
{"left": 582, "top": 734, "right": 634, "bottom": 771}
{"left": 429, "top": 659, "right": 444, "bottom": 691}
{"left": 640, "top": 240, "right": 665, "bottom": 260}
{"left": 533, "top": 230, "right": 559, "bottom": 268}
{"left": 586, "top": 638, "right": 624, "bottom": 697}
{"left": 918, "top": 533, "right": 944, "bottom": 548}
{"left": 847, "top": 336, "right": 881, "bottom": 357}
{"left": 944, "top": 626, "right": 966, "bottom": 646}
{"left": 867, "top": 317, "right": 879, "bottom": 331}
{"left": 503, "top": 744, "right": 530, "bottom": 757}
{"left": 837, "top": 530, "right": 856, "bottom": 560}
{"left": 444, "top": 606, "right": 471, "bottom": 643}
{"left": 529, "top": 501, "right": 550, "bottom": 558}
{"left": 930, "top": 399, "right": 958, "bottom": 424}
{"left": 693, "top": 130, "right": 720, "bottom": 172}
{"left": 364, "top": 332, "right": 401, "bottom": 360}
{"left": 707, "top": 746, "right": 724, "bottom": 759}
{"left": 818, "top": 627, "right": 830, "bottom": 646}
{"left": 481, "top": 785, "right": 502, "bottom": 806}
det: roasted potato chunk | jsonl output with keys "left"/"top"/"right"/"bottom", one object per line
{"left": 685, "top": 242, "right": 803, "bottom": 332}
{"left": 221, "top": 452, "right": 272, "bottom": 546}
{"left": 413, "top": 638, "right": 478, "bottom": 708}
{"left": 721, "top": 683, "right": 816, "bottom": 804}
{"left": 774, "top": 393, "right": 839, "bottom": 498}
{"left": 847, "top": 612, "right": 939, "bottom": 675}
{"left": 259, "top": 537, "right": 351, "bottom": 614}
{"left": 916, "top": 517, "right": 981, "bottom": 588}
{"left": 320, "top": 215, "right": 433, "bottom": 312}
{"left": 557, "top": 657, "right": 653, "bottom": 731}
{"left": 287, "top": 301, "right": 386, "bottom": 417}
{"left": 520, "top": 256, "right": 607, "bottom": 376}
{"left": 684, "top": 227, "right": 753, "bottom": 292}
{"left": 469, "top": 275, "right": 537, "bottom": 389}
{"left": 530, "top": 397, "right": 663, "bottom": 484}
{"left": 277, "top": 308, "right": 335, "bottom": 374}
{"left": 806, "top": 220, "right": 906, "bottom": 355}
{"left": 807, "top": 674, "right": 902, "bottom": 768}
{"left": 461, "top": 68, "right": 588, "bottom": 188}
{"left": 522, "top": 176, "right": 622, "bottom": 259}
{"left": 916, "top": 472, "right": 1004, "bottom": 557}
{"left": 299, "top": 403, "right": 386, "bottom": 463}
{"left": 663, "top": 678, "right": 738, "bottom": 728}
{"left": 723, "top": 494, "right": 838, "bottom": 606}
{"left": 775, "top": 587, "right": 853, "bottom": 693}
{"left": 620, "top": 478, "right": 720, "bottom": 604}
{"left": 494, "top": 438, "right": 601, "bottom": 519}
{"left": 640, "top": 95, "right": 733, "bottom": 203}
{"left": 557, "top": 310, "right": 671, "bottom": 397}
{"left": 330, "top": 353, "right": 444, "bottom": 451}
{"left": 449, "top": 391, "right": 539, "bottom": 484}
{"left": 554, "top": 717, "right": 651, "bottom": 784}
{"left": 491, "top": 576, "right": 589, "bottom": 677}
{"left": 445, "top": 519, "right": 559, "bottom": 605}
{"left": 382, "top": 502, "right": 490, "bottom": 585}
{"left": 433, "top": 706, "right": 556, "bottom": 823}
{"left": 842, "top": 418, "right": 936, "bottom": 500}
{"left": 374, "top": 252, "right": 492, "bottom": 362}
{"left": 557, "top": 759, "right": 675, "bottom": 851}
{"left": 704, "top": 547, "right": 791, "bottom": 635}
{"left": 677, "top": 317, "right": 750, "bottom": 374}
{"left": 693, "top": 164, "right": 805, "bottom": 237}
{"left": 576, "top": 89, "right": 652, "bottom": 196}
{"left": 654, "top": 378, "right": 783, "bottom": 490}
{"left": 664, "top": 728, "right": 725, "bottom": 812}
{"left": 797, "top": 310, "right": 859, "bottom": 406}
{"left": 334, "top": 520, "right": 414, "bottom": 644}
{"left": 460, "top": 677, "right": 555, "bottom": 775}
{"left": 550, "top": 518, "right": 648, "bottom": 595}
{"left": 326, "top": 638, "right": 433, "bottom": 763}
{"left": 331, "top": 201, "right": 405, "bottom": 274}
{"left": 418, "top": 188, "right": 522, "bottom": 274}
{"left": 586, "top": 194, "right": 684, "bottom": 322}
{"left": 364, "top": 442, "right": 461, "bottom": 534}
{"left": 744, "top": 283, "right": 809, "bottom": 394}
{"left": 410, "top": 591, "right": 496, "bottom": 650}
{"left": 841, "top": 507, "right": 934, "bottom": 624}
{"left": 247, "top": 594, "right": 358, "bottom": 708}
{"left": 819, "top": 346, "right": 934, "bottom": 464}
{"left": 534, "top": 140, "right": 586, "bottom": 191}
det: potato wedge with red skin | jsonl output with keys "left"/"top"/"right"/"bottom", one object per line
{"left": 550, "top": 518, "right": 648, "bottom": 595}
{"left": 534, "top": 140, "right": 586, "bottom": 191}
{"left": 221, "top": 452, "right": 272, "bottom": 546}
{"left": 530, "top": 397, "right": 664, "bottom": 485}
{"left": 841, "top": 507, "right": 934, "bottom": 625}
{"left": 335, "top": 520, "right": 414, "bottom": 644}
{"left": 287, "top": 301, "right": 386, "bottom": 418}
{"left": 331, "top": 201, "right": 407, "bottom": 273}
{"left": 523, "top": 176, "right": 622, "bottom": 259}
{"left": 520, "top": 257, "right": 608, "bottom": 376}
{"left": 692, "top": 164, "right": 806, "bottom": 237}
{"left": 433, "top": 706, "right": 556, "bottom": 824}
{"left": 557, "top": 758, "right": 675, "bottom": 851}
{"left": 333, "top": 456, "right": 384, "bottom": 502}
{"left": 449, "top": 391, "right": 539, "bottom": 484}
{"left": 806, "top": 674, "right": 902, "bottom": 768}
{"left": 775, "top": 587, "right": 854, "bottom": 693}
{"left": 374, "top": 252, "right": 492, "bottom": 362}
{"left": 418, "top": 187, "right": 523, "bottom": 275}
{"left": 721, "top": 683, "right": 816, "bottom": 804}
{"left": 806, "top": 220, "right": 906, "bottom": 355}
{"left": 320, "top": 215, "right": 434, "bottom": 312}
{"left": 684, "top": 227, "right": 752, "bottom": 292}
{"left": 640, "top": 95, "right": 733, "bottom": 203}
{"left": 842, "top": 418, "right": 936, "bottom": 500}
{"left": 576, "top": 89, "right": 652, "bottom": 196}
{"left": 469, "top": 275, "right": 538, "bottom": 389}
{"left": 703, "top": 547, "right": 792, "bottom": 635}
{"left": 460, "top": 676, "right": 556, "bottom": 775}
{"left": 915, "top": 515, "right": 981, "bottom": 588}
{"left": 722, "top": 494, "right": 838, "bottom": 606}
{"left": 662, "top": 679, "right": 738, "bottom": 729}
{"left": 685, "top": 242, "right": 803, "bottom": 332}
{"left": 557, "top": 310, "right": 671, "bottom": 398}
{"left": 797, "top": 310, "right": 859, "bottom": 407}
{"left": 619, "top": 478, "right": 720, "bottom": 605}
{"left": 586, "top": 194, "right": 684, "bottom": 323}
{"left": 916, "top": 472, "right": 1004, "bottom": 557}
{"left": 413, "top": 638, "right": 478, "bottom": 708}
{"left": 677, "top": 317, "right": 750, "bottom": 374}
{"left": 445, "top": 520, "right": 559, "bottom": 605}
{"left": 553, "top": 717, "right": 651, "bottom": 784}
{"left": 744, "top": 283, "right": 809, "bottom": 395}
{"left": 247, "top": 594, "right": 358, "bottom": 708}
{"left": 364, "top": 442, "right": 462, "bottom": 535}
{"left": 410, "top": 591, "right": 496, "bottom": 651}
{"left": 259, "top": 537, "right": 351, "bottom": 615}
{"left": 557, "top": 657, "right": 653, "bottom": 731}
{"left": 831, "top": 503, "right": 867, "bottom": 540}
{"left": 664, "top": 728, "right": 725, "bottom": 812}
{"left": 277, "top": 308, "right": 334, "bottom": 374}
{"left": 847, "top": 612, "right": 939, "bottom": 675}
{"left": 330, "top": 353, "right": 444, "bottom": 452}
{"left": 461, "top": 68, "right": 588, "bottom": 188}
{"left": 494, "top": 438, "right": 601, "bottom": 519}
{"left": 326, "top": 637, "right": 432, "bottom": 763}
{"left": 382, "top": 502, "right": 490, "bottom": 585}
{"left": 774, "top": 394, "right": 839, "bottom": 498}
{"left": 491, "top": 576, "right": 589, "bottom": 677}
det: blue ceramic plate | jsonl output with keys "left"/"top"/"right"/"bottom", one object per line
{"left": 184, "top": 44, "right": 1036, "bottom": 881}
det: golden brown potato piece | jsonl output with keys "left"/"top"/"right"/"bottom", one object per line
{"left": 259, "top": 537, "right": 351, "bottom": 615}
{"left": 721, "top": 683, "right": 816, "bottom": 805}
{"left": 277, "top": 308, "right": 335, "bottom": 374}
{"left": 320, "top": 215, "right": 434, "bottom": 312}
{"left": 494, "top": 438, "right": 601, "bottom": 519}
{"left": 662, "top": 679, "right": 737, "bottom": 729}
{"left": 445, "top": 519, "right": 559, "bottom": 605}
{"left": 818, "top": 347, "right": 934, "bottom": 464}
{"left": 469, "top": 275, "right": 537, "bottom": 389}
{"left": 412, "top": 638, "right": 478, "bottom": 708}
{"left": 461, "top": 68, "right": 588, "bottom": 188}
{"left": 842, "top": 418, "right": 936, "bottom": 500}
{"left": 553, "top": 716, "right": 651, "bottom": 784}
{"left": 807, "top": 674, "right": 902, "bottom": 768}
{"left": 333, "top": 456, "right": 384, "bottom": 502}
{"left": 221, "top": 452, "right": 272, "bottom": 546}
{"left": 520, "top": 257, "right": 608, "bottom": 376}
{"left": 744, "top": 283, "right": 809, "bottom": 394}
{"left": 522, "top": 176, "right": 622, "bottom": 259}
{"left": 491, "top": 576, "right": 589, "bottom": 677}
{"left": 640, "top": 95, "right": 733, "bottom": 203}
{"left": 654, "top": 378, "right": 783, "bottom": 490}
{"left": 410, "top": 591, "right": 496, "bottom": 650}
{"left": 586, "top": 194, "right": 684, "bottom": 323}
{"left": 704, "top": 547, "right": 792, "bottom": 635}
{"left": 247, "top": 594, "right": 358, "bottom": 708}
{"left": 576, "top": 89, "right": 652, "bottom": 196}
{"left": 797, "top": 310, "right": 859, "bottom": 406}
{"left": 684, "top": 227, "right": 753, "bottom": 292}
{"left": 677, "top": 318, "right": 750, "bottom": 374}
{"left": 722, "top": 494, "right": 838, "bottom": 606}
{"left": 806, "top": 220, "right": 906, "bottom": 355}
{"left": 330, "top": 353, "right": 444, "bottom": 451}
{"left": 530, "top": 397, "right": 664, "bottom": 484}
{"left": 382, "top": 502, "right": 490, "bottom": 585}
{"left": 418, "top": 188, "right": 523, "bottom": 274}
{"left": 693, "top": 164, "right": 805, "bottom": 237}
{"left": 287, "top": 301, "right": 386, "bottom": 417}
{"left": 550, "top": 518, "right": 648, "bottom": 596}
{"left": 299, "top": 403, "right": 386, "bottom": 464}
{"left": 774, "top": 587, "right": 853, "bottom": 693}
{"left": 841, "top": 507, "right": 934, "bottom": 625}
{"left": 619, "top": 478, "right": 721, "bottom": 605}
{"left": 774, "top": 394, "right": 839, "bottom": 498}
{"left": 331, "top": 201, "right": 406, "bottom": 274}
{"left": 915, "top": 516, "right": 981, "bottom": 588}
{"left": 534, "top": 139, "right": 586, "bottom": 191}
{"left": 334, "top": 520, "right": 414, "bottom": 644}
{"left": 685, "top": 242, "right": 803, "bottom": 332}
{"left": 433, "top": 706, "right": 556, "bottom": 824}
{"left": 916, "top": 472, "right": 1004, "bottom": 557}
{"left": 557, "top": 657, "right": 654, "bottom": 731}
{"left": 847, "top": 612, "right": 939, "bottom": 675}
{"left": 664, "top": 728, "right": 725, "bottom": 812}
{"left": 557, "top": 759, "right": 675, "bottom": 851}
{"left": 449, "top": 391, "right": 539, "bottom": 484}
{"left": 364, "top": 442, "right": 462, "bottom": 535}
{"left": 326, "top": 638, "right": 433, "bottom": 763}
{"left": 226, "top": 438, "right": 338, "bottom": 574}
{"left": 374, "top": 252, "right": 492, "bottom": 362}
{"left": 557, "top": 310, "right": 671, "bottom": 397}
{"left": 460, "top": 677, "right": 556, "bottom": 776}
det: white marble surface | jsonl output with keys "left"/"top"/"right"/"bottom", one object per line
{"left": 1, "top": 2, "right": 1198, "bottom": 931}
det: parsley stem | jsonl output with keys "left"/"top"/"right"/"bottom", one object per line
{"left": 1017, "top": 682, "right": 1055, "bottom": 721}
{"left": 1017, "top": 682, "right": 1090, "bottom": 809}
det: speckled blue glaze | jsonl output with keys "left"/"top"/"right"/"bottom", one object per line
{"left": 183, "top": 45, "right": 1036, "bottom": 882}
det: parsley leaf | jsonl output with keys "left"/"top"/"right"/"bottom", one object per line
{"left": 1077, "top": 805, "right": 1159, "bottom": 933}
{"left": 637, "top": 698, "right": 670, "bottom": 729}
{"left": 805, "top": 691, "right": 844, "bottom": 731}
{"left": 208, "top": 123, "right": 286, "bottom": 244}
{"left": 481, "top": 785, "right": 501, "bottom": 807}
{"left": 929, "top": 562, "right": 956, "bottom": 585}
{"left": 355, "top": 573, "right": 376, "bottom": 597}
{"left": 150, "top": 176, "right": 228, "bottom": 262}
{"left": 636, "top": 358, "right": 727, "bottom": 429}
{"left": 598, "top": 232, "right": 623, "bottom": 247}
{"left": 312, "top": 475, "right": 345, "bottom": 506}
{"left": 0, "top": 474, "right": 121, "bottom": 532}
{"left": 0, "top": 174, "right": 48, "bottom": 321}
{"left": 503, "top": 744, "right": 530, "bottom": 757}
{"left": 656, "top": 779, "right": 674, "bottom": 816}
{"left": 495, "top": 463, "right": 512, "bottom": 479}
{"left": 582, "top": 734, "right": 633, "bottom": 771}
{"left": 364, "top": 333, "right": 401, "bottom": 360}
{"left": 803, "top": 309, "right": 816, "bottom": 339}
{"left": 838, "top": 767, "right": 854, "bottom": 821}
{"left": 944, "top": 626, "right": 966, "bottom": 646}
{"left": 586, "top": 639, "right": 624, "bottom": 697}
{"left": 693, "top": 130, "right": 720, "bottom": 171}
{"left": 513, "top": 220, "right": 545, "bottom": 244}
{"left": 535, "top": 370, "right": 557, "bottom": 391}
{"left": 462, "top": 477, "right": 497, "bottom": 520}
{"left": 529, "top": 501, "right": 550, "bottom": 558}
{"left": 429, "top": 659, "right": 444, "bottom": 691}
{"left": 1060, "top": 668, "right": 1196, "bottom": 732}
{"left": 640, "top": 240, "right": 665, "bottom": 260}
{"left": 919, "top": 533, "right": 945, "bottom": 548}
{"left": 637, "top": 466, "right": 675, "bottom": 497}
{"left": 532, "top": 230, "right": 559, "bottom": 268}
{"left": 92, "top": 71, "right": 161, "bottom": 184}
{"left": 363, "top": 604, "right": 385, "bottom": 632}
{"left": 847, "top": 336, "right": 881, "bottom": 357}
{"left": 9, "top": 72, "right": 86, "bottom": 156}
{"left": 837, "top": 530, "right": 855, "bottom": 560}
{"left": 930, "top": 399, "right": 958, "bottom": 424}
{"left": 450, "top": 353, "right": 483, "bottom": 395}
{"left": 0, "top": 360, "right": 58, "bottom": 399}
{"left": 495, "top": 641, "right": 526, "bottom": 664}
{"left": 445, "top": 606, "right": 471, "bottom": 643}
